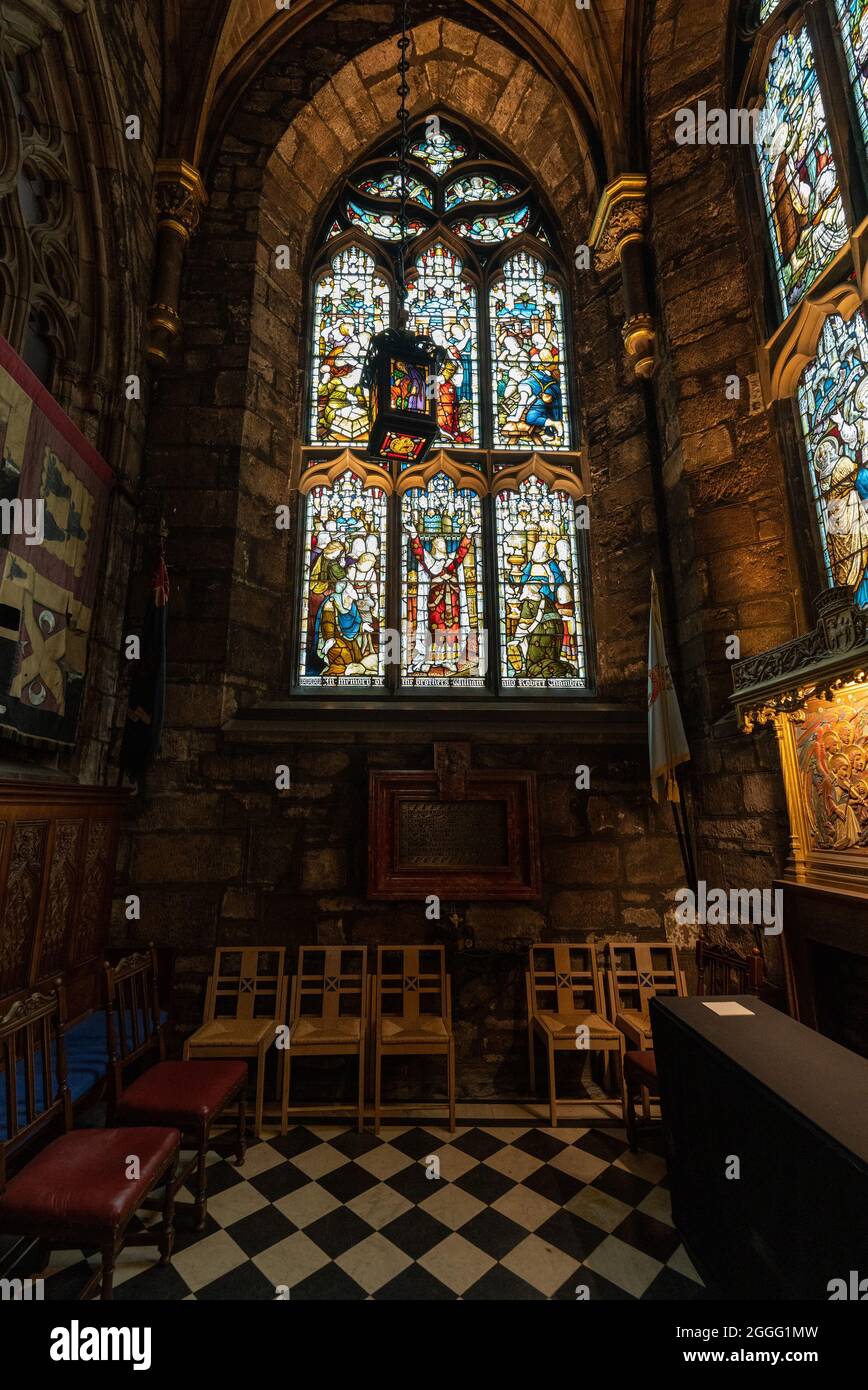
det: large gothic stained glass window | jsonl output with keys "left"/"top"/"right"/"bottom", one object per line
{"left": 835, "top": 0, "right": 868, "bottom": 147}
{"left": 797, "top": 312, "right": 868, "bottom": 604}
{"left": 299, "top": 117, "right": 589, "bottom": 693}
{"left": 755, "top": 25, "right": 848, "bottom": 313}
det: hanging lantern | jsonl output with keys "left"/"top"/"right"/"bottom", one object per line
{"left": 363, "top": 328, "right": 445, "bottom": 464}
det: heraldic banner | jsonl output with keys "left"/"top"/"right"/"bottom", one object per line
{"left": 0, "top": 334, "right": 112, "bottom": 745}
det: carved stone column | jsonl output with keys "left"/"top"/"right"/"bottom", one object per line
{"left": 589, "top": 175, "right": 656, "bottom": 380}
{"left": 146, "top": 159, "right": 207, "bottom": 367}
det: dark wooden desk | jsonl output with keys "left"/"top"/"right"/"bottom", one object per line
{"left": 651, "top": 995, "right": 868, "bottom": 1300}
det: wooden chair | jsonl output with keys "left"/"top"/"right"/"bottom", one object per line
{"left": 0, "top": 985, "right": 180, "bottom": 1300}
{"left": 621, "top": 939, "right": 764, "bottom": 1151}
{"left": 104, "top": 948, "right": 247, "bottom": 1229}
{"left": 184, "top": 947, "right": 287, "bottom": 1138}
{"left": 526, "top": 944, "right": 625, "bottom": 1127}
{"left": 605, "top": 942, "right": 687, "bottom": 1052}
{"left": 373, "top": 946, "right": 455, "bottom": 1135}
{"left": 282, "top": 947, "right": 368, "bottom": 1134}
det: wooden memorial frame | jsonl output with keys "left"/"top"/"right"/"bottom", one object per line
{"left": 368, "top": 742, "right": 541, "bottom": 900}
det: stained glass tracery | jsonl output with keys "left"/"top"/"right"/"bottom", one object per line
{"left": 311, "top": 245, "right": 389, "bottom": 445}
{"left": 452, "top": 207, "right": 531, "bottom": 243}
{"left": 357, "top": 173, "right": 433, "bottom": 207}
{"left": 405, "top": 243, "right": 479, "bottom": 447}
{"left": 835, "top": 0, "right": 868, "bottom": 147}
{"left": 760, "top": 0, "right": 783, "bottom": 18}
{"left": 490, "top": 251, "right": 569, "bottom": 450}
{"left": 798, "top": 311, "right": 868, "bottom": 604}
{"left": 495, "top": 478, "right": 586, "bottom": 688}
{"left": 755, "top": 25, "right": 849, "bottom": 312}
{"left": 298, "top": 473, "right": 389, "bottom": 688}
{"left": 346, "top": 201, "right": 425, "bottom": 241}
{"left": 444, "top": 175, "right": 521, "bottom": 209}
{"left": 409, "top": 126, "right": 467, "bottom": 176}
{"left": 400, "top": 474, "right": 486, "bottom": 688}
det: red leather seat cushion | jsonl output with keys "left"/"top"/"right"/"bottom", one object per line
{"left": 0, "top": 1127, "right": 179, "bottom": 1237}
{"left": 624, "top": 1050, "right": 658, "bottom": 1085}
{"left": 115, "top": 1060, "right": 247, "bottom": 1127}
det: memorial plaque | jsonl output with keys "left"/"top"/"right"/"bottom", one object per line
{"left": 397, "top": 800, "right": 509, "bottom": 868}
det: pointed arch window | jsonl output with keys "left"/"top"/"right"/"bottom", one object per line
{"left": 298, "top": 116, "right": 590, "bottom": 694}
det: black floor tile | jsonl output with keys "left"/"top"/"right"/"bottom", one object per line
{"left": 458, "top": 1208, "right": 527, "bottom": 1260}
{"left": 379, "top": 1207, "right": 452, "bottom": 1259}
{"left": 450, "top": 1128, "right": 507, "bottom": 1160}
{"left": 316, "top": 1161, "right": 380, "bottom": 1204}
{"left": 613, "top": 1209, "right": 682, "bottom": 1264}
{"left": 454, "top": 1162, "right": 515, "bottom": 1205}
{"left": 225, "top": 1203, "right": 297, "bottom": 1256}
{"left": 535, "top": 1210, "right": 607, "bottom": 1262}
{"left": 303, "top": 1207, "right": 375, "bottom": 1259}
{"left": 592, "top": 1165, "right": 654, "bottom": 1207}
{"left": 194, "top": 1261, "right": 277, "bottom": 1300}
{"left": 291, "top": 1262, "right": 368, "bottom": 1300}
{"left": 463, "top": 1265, "right": 546, "bottom": 1300}
{"left": 512, "top": 1129, "right": 568, "bottom": 1161}
{"left": 376, "top": 1263, "right": 456, "bottom": 1300}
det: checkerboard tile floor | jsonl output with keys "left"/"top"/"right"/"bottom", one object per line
{"left": 37, "top": 1123, "right": 708, "bottom": 1301}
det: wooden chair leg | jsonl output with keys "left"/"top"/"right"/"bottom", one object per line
{"left": 546, "top": 1042, "right": 557, "bottom": 1127}
{"left": 374, "top": 1040, "right": 382, "bottom": 1136}
{"left": 625, "top": 1074, "right": 639, "bottom": 1153}
{"left": 159, "top": 1156, "right": 178, "bottom": 1264}
{"left": 357, "top": 1037, "right": 366, "bottom": 1134}
{"left": 528, "top": 1020, "right": 536, "bottom": 1095}
{"left": 254, "top": 1046, "right": 266, "bottom": 1139}
{"left": 99, "top": 1239, "right": 116, "bottom": 1301}
{"left": 641, "top": 1082, "right": 651, "bottom": 1123}
{"left": 236, "top": 1089, "right": 247, "bottom": 1165}
{"left": 447, "top": 1040, "right": 456, "bottom": 1133}
{"left": 281, "top": 1047, "right": 291, "bottom": 1136}
{"left": 194, "top": 1127, "right": 209, "bottom": 1231}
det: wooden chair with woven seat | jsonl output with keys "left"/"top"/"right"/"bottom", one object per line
{"left": 184, "top": 947, "right": 287, "bottom": 1138}
{"left": 0, "top": 984, "right": 180, "bottom": 1300}
{"left": 282, "top": 946, "right": 368, "bottom": 1134}
{"left": 606, "top": 942, "right": 686, "bottom": 1147}
{"left": 526, "top": 943, "right": 625, "bottom": 1127}
{"left": 621, "top": 938, "right": 765, "bottom": 1151}
{"left": 104, "top": 948, "right": 247, "bottom": 1230}
{"left": 373, "top": 945, "right": 455, "bottom": 1135}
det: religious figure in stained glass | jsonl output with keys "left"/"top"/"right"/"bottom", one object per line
{"left": 798, "top": 311, "right": 868, "bottom": 604}
{"left": 495, "top": 478, "right": 585, "bottom": 688}
{"left": 490, "top": 251, "right": 569, "bottom": 449}
{"left": 755, "top": 25, "right": 849, "bottom": 312}
{"left": 401, "top": 474, "right": 485, "bottom": 687}
{"left": 835, "top": 0, "right": 868, "bottom": 147}
{"left": 444, "top": 175, "right": 521, "bottom": 209}
{"left": 357, "top": 173, "right": 433, "bottom": 207}
{"left": 405, "top": 243, "right": 479, "bottom": 447}
{"left": 347, "top": 202, "right": 425, "bottom": 241}
{"left": 452, "top": 207, "right": 531, "bottom": 243}
{"left": 311, "top": 245, "right": 389, "bottom": 444}
{"left": 298, "top": 473, "right": 388, "bottom": 687}
{"left": 409, "top": 124, "right": 467, "bottom": 176}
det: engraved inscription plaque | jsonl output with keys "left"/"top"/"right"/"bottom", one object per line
{"left": 398, "top": 800, "right": 509, "bottom": 868}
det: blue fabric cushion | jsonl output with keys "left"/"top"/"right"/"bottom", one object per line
{"left": 0, "top": 1008, "right": 168, "bottom": 1140}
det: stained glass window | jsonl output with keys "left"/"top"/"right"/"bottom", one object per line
{"left": 760, "top": 0, "right": 782, "bottom": 18}
{"left": 495, "top": 478, "right": 586, "bottom": 688}
{"left": 400, "top": 475, "right": 486, "bottom": 688}
{"left": 444, "top": 175, "right": 521, "bottom": 209}
{"left": 452, "top": 207, "right": 531, "bottom": 243}
{"left": 310, "top": 245, "right": 389, "bottom": 445}
{"left": 755, "top": 26, "right": 848, "bottom": 313}
{"left": 346, "top": 202, "right": 425, "bottom": 242}
{"left": 409, "top": 125, "right": 467, "bottom": 175}
{"left": 490, "top": 251, "right": 569, "bottom": 450}
{"left": 405, "top": 243, "right": 479, "bottom": 447}
{"left": 298, "top": 473, "right": 389, "bottom": 687}
{"left": 357, "top": 173, "right": 433, "bottom": 207}
{"left": 835, "top": 0, "right": 868, "bottom": 147}
{"left": 797, "top": 311, "right": 868, "bottom": 604}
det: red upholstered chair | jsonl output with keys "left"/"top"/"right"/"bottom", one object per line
{"left": 104, "top": 949, "right": 247, "bottom": 1229}
{"left": 0, "top": 984, "right": 180, "bottom": 1300}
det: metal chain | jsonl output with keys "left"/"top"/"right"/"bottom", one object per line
{"left": 396, "top": 0, "right": 410, "bottom": 315}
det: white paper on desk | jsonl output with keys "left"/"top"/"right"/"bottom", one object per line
{"left": 702, "top": 1001, "right": 755, "bottom": 1016}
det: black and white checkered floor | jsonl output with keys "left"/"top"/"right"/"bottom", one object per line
{"left": 38, "top": 1119, "right": 707, "bottom": 1300}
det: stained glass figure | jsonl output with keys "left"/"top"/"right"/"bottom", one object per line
{"left": 347, "top": 201, "right": 425, "bottom": 241}
{"left": 405, "top": 243, "right": 480, "bottom": 447}
{"left": 755, "top": 26, "right": 849, "bottom": 313}
{"left": 409, "top": 125, "right": 467, "bottom": 176}
{"left": 298, "top": 472, "right": 389, "bottom": 687}
{"left": 489, "top": 251, "right": 569, "bottom": 449}
{"left": 310, "top": 245, "right": 389, "bottom": 444}
{"left": 357, "top": 173, "right": 433, "bottom": 208}
{"left": 444, "top": 175, "right": 521, "bottom": 209}
{"left": 760, "top": 0, "right": 782, "bottom": 18}
{"left": 797, "top": 310, "right": 868, "bottom": 605}
{"left": 400, "top": 474, "right": 486, "bottom": 687}
{"left": 835, "top": 0, "right": 868, "bottom": 148}
{"left": 453, "top": 207, "right": 531, "bottom": 243}
{"left": 495, "top": 478, "right": 586, "bottom": 688}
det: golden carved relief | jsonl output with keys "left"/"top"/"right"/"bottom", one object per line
{"left": 795, "top": 692, "right": 868, "bottom": 852}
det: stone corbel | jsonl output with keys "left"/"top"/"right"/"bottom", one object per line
{"left": 588, "top": 174, "right": 656, "bottom": 380}
{"left": 146, "top": 159, "right": 207, "bottom": 368}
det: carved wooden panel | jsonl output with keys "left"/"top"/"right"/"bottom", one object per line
{"left": 34, "top": 817, "right": 83, "bottom": 980}
{"left": 71, "top": 818, "right": 114, "bottom": 968}
{"left": 0, "top": 819, "right": 47, "bottom": 996}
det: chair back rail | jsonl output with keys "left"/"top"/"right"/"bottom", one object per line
{"left": 0, "top": 983, "right": 71, "bottom": 1189}
{"left": 375, "top": 946, "right": 448, "bottom": 1025}
{"left": 527, "top": 944, "right": 606, "bottom": 1016}
{"left": 206, "top": 947, "right": 287, "bottom": 1022}
{"left": 696, "top": 939, "right": 764, "bottom": 997}
{"left": 103, "top": 945, "right": 165, "bottom": 1104}
{"left": 292, "top": 947, "right": 367, "bottom": 1024}
{"left": 606, "top": 942, "right": 685, "bottom": 1017}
